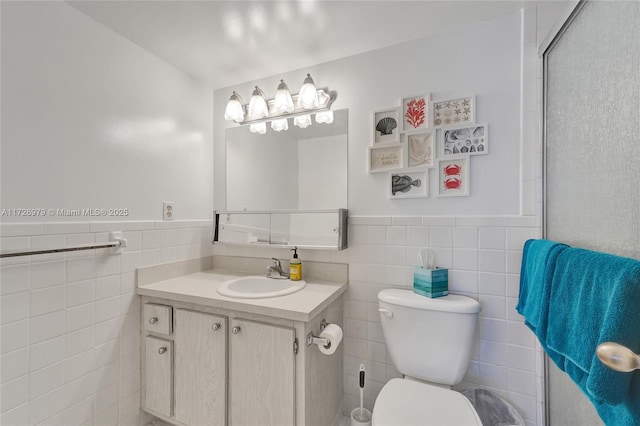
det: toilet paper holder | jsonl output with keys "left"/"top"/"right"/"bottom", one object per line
{"left": 306, "top": 319, "right": 330, "bottom": 347}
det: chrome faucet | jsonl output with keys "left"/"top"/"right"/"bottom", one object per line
{"left": 267, "top": 257, "right": 289, "bottom": 279}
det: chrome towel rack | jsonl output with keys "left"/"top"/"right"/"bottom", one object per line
{"left": 0, "top": 232, "right": 127, "bottom": 258}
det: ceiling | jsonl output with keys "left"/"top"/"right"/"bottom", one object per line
{"left": 68, "top": 1, "right": 541, "bottom": 90}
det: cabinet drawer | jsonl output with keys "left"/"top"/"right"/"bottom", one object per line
{"left": 144, "top": 303, "right": 173, "bottom": 335}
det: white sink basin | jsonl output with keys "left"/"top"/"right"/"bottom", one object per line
{"left": 217, "top": 276, "right": 306, "bottom": 299}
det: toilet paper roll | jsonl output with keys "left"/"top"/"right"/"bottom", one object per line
{"left": 318, "top": 324, "right": 343, "bottom": 355}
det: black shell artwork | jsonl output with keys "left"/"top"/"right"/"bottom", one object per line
{"left": 376, "top": 117, "right": 397, "bottom": 135}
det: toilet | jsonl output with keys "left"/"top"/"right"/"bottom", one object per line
{"left": 372, "top": 289, "right": 482, "bottom": 426}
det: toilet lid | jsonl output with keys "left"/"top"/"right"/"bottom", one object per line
{"left": 372, "top": 379, "right": 482, "bottom": 426}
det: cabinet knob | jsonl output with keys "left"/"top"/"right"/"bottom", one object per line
{"left": 149, "top": 317, "right": 158, "bottom": 324}
{"left": 158, "top": 347, "right": 167, "bottom": 355}
{"left": 232, "top": 326, "right": 241, "bottom": 334}
{"left": 212, "top": 323, "right": 221, "bottom": 331}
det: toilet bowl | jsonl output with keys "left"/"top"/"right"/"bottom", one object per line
{"left": 372, "top": 289, "right": 482, "bottom": 426}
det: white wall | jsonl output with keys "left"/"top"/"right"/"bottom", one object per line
{"left": 1, "top": 1, "right": 213, "bottom": 222}
{"left": 214, "top": 12, "right": 523, "bottom": 215}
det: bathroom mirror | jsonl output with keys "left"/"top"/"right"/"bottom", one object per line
{"left": 214, "top": 209, "right": 348, "bottom": 250}
{"left": 226, "top": 109, "right": 348, "bottom": 211}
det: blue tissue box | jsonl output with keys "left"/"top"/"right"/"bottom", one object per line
{"left": 413, "top": 267, "right": 448, "bottom": 298}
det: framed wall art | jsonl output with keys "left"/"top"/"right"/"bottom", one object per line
{"left": 431, "top": 96, "right": 475, "bottom": 128}
{"left": 401, "top": 94, "right": 430, "bottom": 132}
{"left": 369, "top": 144, "right": 403, "bottom": 173}
{"left": 373, "top": 108, "right": 400, "bottom": 144}
{"left": 389, "top": 170, "right": 428, "bottom": 199}
{"left": 403, "top": 130, "right": 435, "bottom": 168}
{"left": 440, "top": 123, "right": 488, "bottom": 157}
{"left": 437, "top": 156, "right": 470, "bottom": 197}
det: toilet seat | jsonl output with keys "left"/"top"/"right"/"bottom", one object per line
{"left": 372, "top": 379, "right": 482, "bottom": 426}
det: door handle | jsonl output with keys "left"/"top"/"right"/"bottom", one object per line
{"left": 596, "top": 342, "right": 640, "bottom": 372}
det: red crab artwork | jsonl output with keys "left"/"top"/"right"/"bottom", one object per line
{"left": 443, "top": 163, "right": 462, "bottom": 176}
{"left": 405, "top": 98, "right": 426, "bottom": 129}
{"left": 443, "top": 177, "right": 462, "bottom": 190}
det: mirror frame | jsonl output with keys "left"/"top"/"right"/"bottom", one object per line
{"left": 212, "top": 209, "right": 348, "bottom": 250}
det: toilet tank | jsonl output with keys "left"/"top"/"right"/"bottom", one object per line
{"left": 378, "top": 289, "right": 480, "bottom": 386}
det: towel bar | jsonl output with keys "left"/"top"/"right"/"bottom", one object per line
{"left": 596, "top": 342, "right": 640, "bottom": 372}
{"left": 0, "top": 232, "right": 127, "bottom": 258}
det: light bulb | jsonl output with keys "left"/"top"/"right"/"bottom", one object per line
{"left": 224, "top": 91, "right": 245, "bottom": 122}
{"left": 315, "top": 110, "right": 334, "bottom": 124}
{"left": 274, "top": 80, "right": 294, "bottom": 114}
{"left": 249, "top": 122, "right": 266, "bottom": 134}
{"left": 297, "top": 73, "right": 318, "bottom": 110}
{"left": 247, "top": 86, "right": 269, "bottom": 120}
{"left": 294, "top": 114, "right": 312, "bottom": 128}
{"left": 271, "top": 118, "right": 289, "bottom": 132}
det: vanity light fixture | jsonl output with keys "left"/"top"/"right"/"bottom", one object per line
{"left": 223, "top": 73, "right": 336, "bottom": 134}
{"left": 271, "top": 118, "right": 289, "bottom": 132}
{"left": 247, "top": 86, "right": 269, "bottom": 120}
{"left": 297, "top": 73, "right": 319, "bottom": 109}
{"left": 293, "top": 114, "right": 312, "bottom": 129}
{"left": 224, "top": 91, "right": 245, "bottom": 123}
{"left": 274, "top": 80, "right": 295, "bottom": 114}
{"left": 249, "top": 122, "right": 267, "bottom": 134}
{"left": 315, "top": 110, "right": 334, "bottom": 124}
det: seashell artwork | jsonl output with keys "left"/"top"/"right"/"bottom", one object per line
{"left": 373, "top": 108, "right": 400, "bottom": 144}
{"left": 441, "top": 124, "right": 488, "bottom": 157}
{"left": 376, "top": 117, "right": 397, "bottom": 135}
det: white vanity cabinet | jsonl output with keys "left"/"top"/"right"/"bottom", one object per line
{"left": 229, "top": 318, "right": 295, "bottom": 425}
{"left": 174, "top": 309, "right": 227, "bottom": 426}
{"left": 141, "top": 296, "right": 342, "bottom": 426}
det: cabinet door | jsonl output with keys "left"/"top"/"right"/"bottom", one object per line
{"left": 230, "top": 319, "right": 295, "bottom": 426}
{"left": 144, "top": 336, "right": 173, "bottom": 418}
{"left": 174, "top": 309, "right": 227, "bottom": 426}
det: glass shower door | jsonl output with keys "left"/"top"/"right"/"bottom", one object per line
{"left": 544, "top": 0, "right": 640, "bottom": 424}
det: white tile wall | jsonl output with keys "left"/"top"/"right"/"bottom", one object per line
{"left": 1, "top": 215, "right": 543, "bottom": 424}
{"left": 216, "top": 214, "right": 542, "bottom": 424}
{"left": 0, "top": 220, "right": 212, "bottom": 426}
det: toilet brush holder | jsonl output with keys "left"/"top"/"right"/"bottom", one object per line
{"left": 352, "top": 364, "right": 371, "bottom": 426}
{"left": 350, "top": 408, "right": 372, "bottom": 426}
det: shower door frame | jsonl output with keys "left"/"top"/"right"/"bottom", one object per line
{"left": 541, "top": 1, "right": 587, "bottom": 424}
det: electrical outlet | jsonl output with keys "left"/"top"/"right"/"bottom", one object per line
{"left": 163, "top": 202, "right": 174, "bottom": 221}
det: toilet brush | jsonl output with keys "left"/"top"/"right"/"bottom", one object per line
{"left": 350, "top": 364, "right": 371, "bottom": 425}
{"left": 358, "top": 364, "right": 365, "bottom": 420}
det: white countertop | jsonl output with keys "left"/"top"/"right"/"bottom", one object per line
{"left": 136, "top": 269, "right": 348, "bottom": 322}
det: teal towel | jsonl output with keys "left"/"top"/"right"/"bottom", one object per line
{"left": 516, "top": 239, "right": 568, "bottom": 340}
{"left": 517, "top": 239, "right": 640, "bottom": 425}
{"left": 546, "top": 248, "right": 640, "bottom": 413}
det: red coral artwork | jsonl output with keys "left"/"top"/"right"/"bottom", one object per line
{"left": 405, "top": 98, "right": 426, "bottom": 129}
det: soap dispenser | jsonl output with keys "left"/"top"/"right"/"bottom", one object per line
{"left": 289, "top": 247, "right": 302, "bottom": 281}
